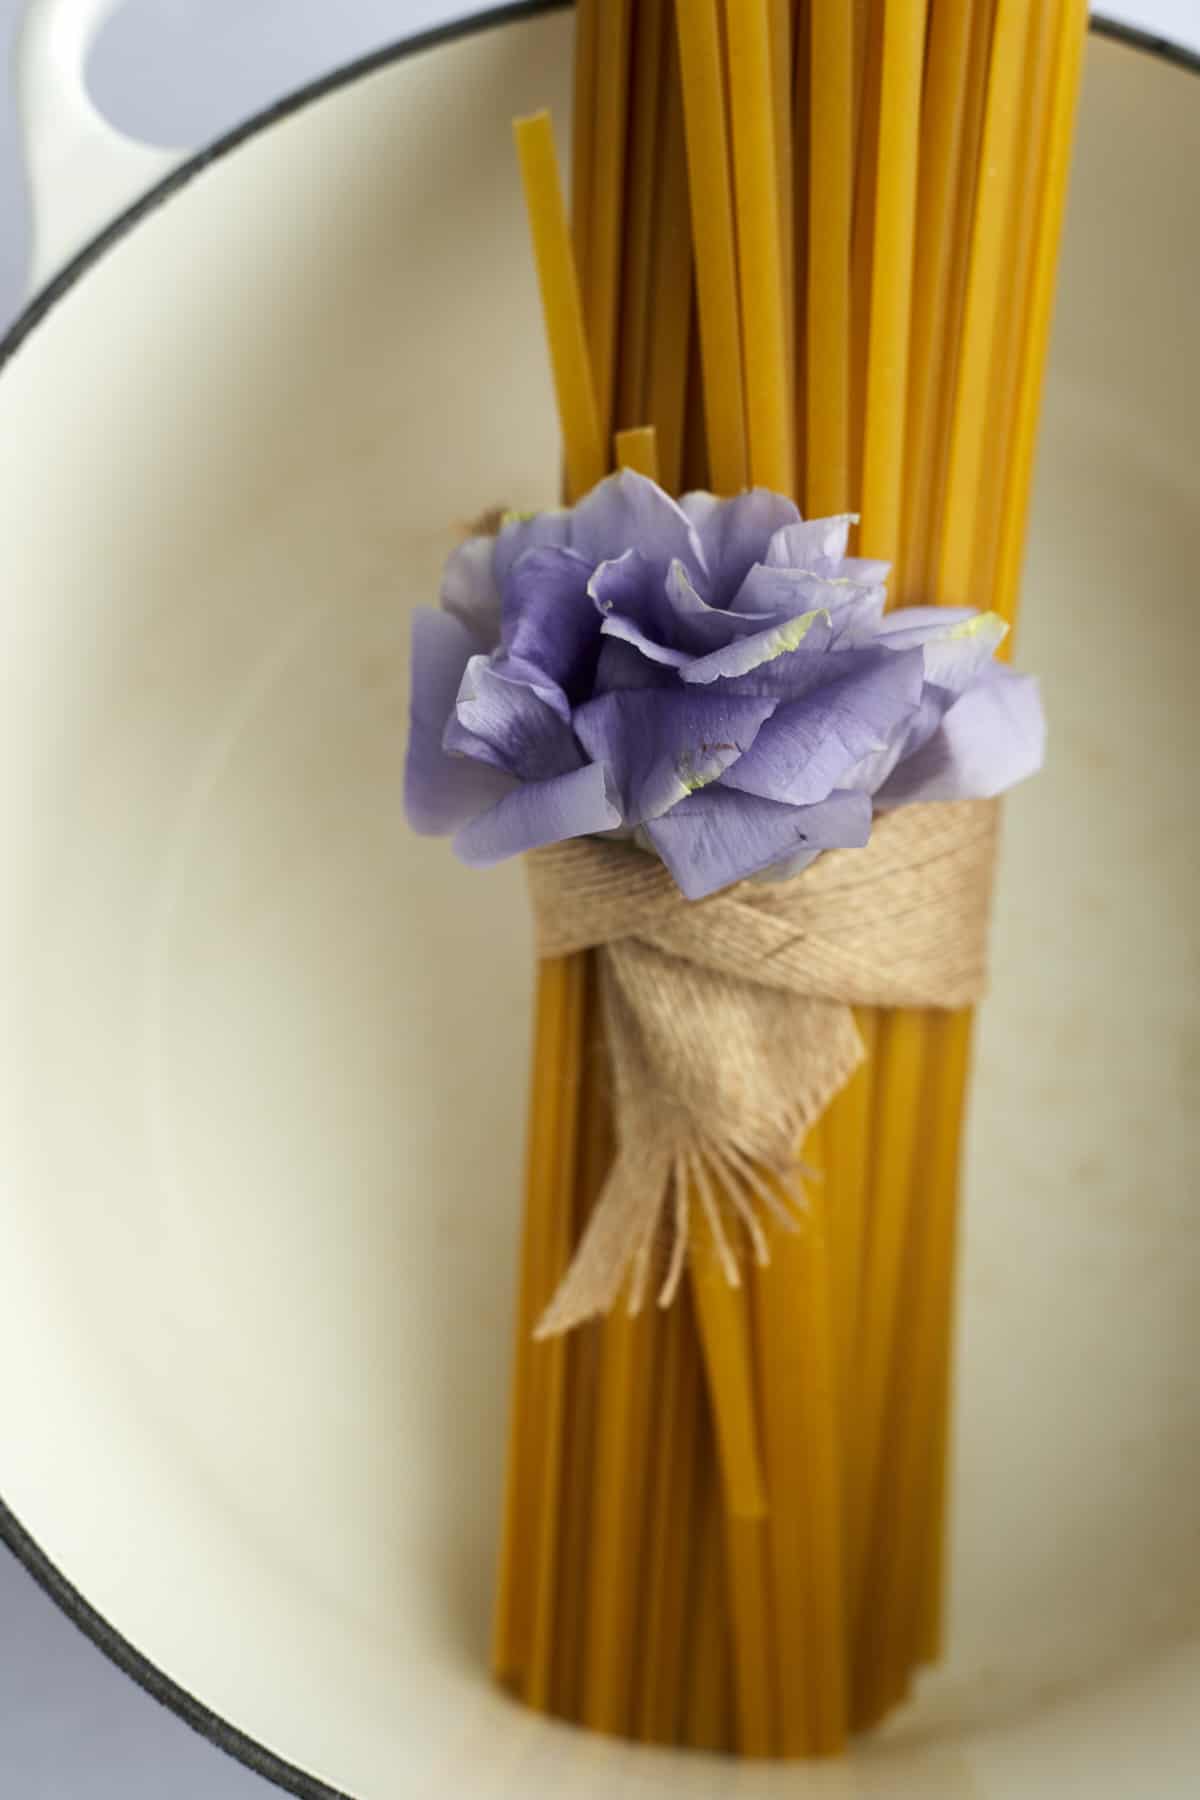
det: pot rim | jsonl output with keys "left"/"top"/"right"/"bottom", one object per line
{"left": 2, "top": 8, "right": 1195, "bottom": 387}
{"left": 0, "top": 8, "right": 1194, "bottom": 1800}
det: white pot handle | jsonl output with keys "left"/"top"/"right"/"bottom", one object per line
{"left": 18, "top": 0, "right": 183, "bottom": 296}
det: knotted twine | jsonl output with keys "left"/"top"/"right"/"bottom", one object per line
{"left": 526, "top": 798, "right": 1000, "bottom": 1336}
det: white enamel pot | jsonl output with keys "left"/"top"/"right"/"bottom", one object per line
{"left": 0, "top": 4, "right": 1197, "bottom": 1796}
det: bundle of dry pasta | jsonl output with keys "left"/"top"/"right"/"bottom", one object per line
{"left": 405, "top": 0, "right": 1088, "bottom": 1757}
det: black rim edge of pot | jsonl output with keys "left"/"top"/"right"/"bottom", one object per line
{"left": 0, "top": 7, "right": 1194, "bottom": 1799}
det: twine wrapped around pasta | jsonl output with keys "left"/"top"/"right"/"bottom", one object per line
{"left": 528, "top": 798, "right": 999, "bottom": 1335}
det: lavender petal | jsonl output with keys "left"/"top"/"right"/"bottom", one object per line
{"left": 492, "top": 508, "right": 572, "bottom": 596}
{"left": 453, "top": 761, "right": 622, "bottom": 866}
{"left": 573, "top": 688, "right": 777, "bottom": 824}
{"left": 590, "top": 550, "right": 694, "bottom": 664}
{"left": 646, "top": 787, "right": 872, "bottom": 900}
{"left": 877, "top": 667, "right": 1046, "bottom": 805}
{"left": 444, "top": 654, "right": 581, "bottom": 781}
{"left": 499, "top": 545, "right": 602, "bottom": 702}
{"left": 898, "top": 609, "right": 1008, "bottom": 695}
{"left": 684, "top": 488, "right": 802, "bottom": 602}
{"left": 735, "top": 563, "right": 888, "bottom": 640}
{"left": 763, "top": 514, "right": 852, "bottom": 572}
{"left": 439, "top": 535, "right": 502, "bottom": 648}
{"left": 680, "top": 607, "right": 833, "bottom": 684}
{"left": 721, "top": 647, "right": 925, "bottom": 806}
{"left": 592, "top": 636, "right": 682, "bottom": 693}
{"left": 826, "top": 584, "right": 891, "bottom": 646}
{"left": 874, "top": 605, "right": 976, "bottom": 641}
{"left": 571, "top": 470, "right": 707, "bottom": 588}
{"left": 405, "top": 609, "right": 515, "bottom": 833}
{"left": 843, "top": 687, "right": 947, "bottom": 795}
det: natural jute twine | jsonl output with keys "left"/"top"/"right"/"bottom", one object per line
{"left": 526, "top": 798, "right": 999, "bottom": 1336}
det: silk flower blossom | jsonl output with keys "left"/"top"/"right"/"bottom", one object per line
{"left": 405, "top": 472, "right": 1044, "bottom": 900}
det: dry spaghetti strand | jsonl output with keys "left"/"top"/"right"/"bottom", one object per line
{"left": 513, "top": 112, "right": 605, "bottom": 501}
{"left": 675, "top": 0, "right": 749, "bottom": 493}
{"left": 897, "top": 0, "right": 981, "bottom": 597}
{"left": 587, "top": 0, "right": 634, "bottom": 443}
{"left": 492, "top": 955, "right": 586, "bottom": 1687}
{"left": 725, "top": 0, "right": 795, "bottom": 493}
{"left": 644, "top": 24, "right": 694, "bottom": 493}
{"left": 616, "top": 0, "right": 668, "bottom": 429}
{"left": 807, "top": 0, "right": 855, "bottom": 518}
{"left": 993, "top": 0, "right": 1089, "bottom": 631}
{"left": 635, "top": 1287, "right": 702, "bottom": 1743}
{"left": 689, "top": 1170, "right": 775, "bottom": 1755}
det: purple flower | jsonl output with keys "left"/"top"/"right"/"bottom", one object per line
{"left": 405, "top": 473, "right": 1043, "bottom": 900}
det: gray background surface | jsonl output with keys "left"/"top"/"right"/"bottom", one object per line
{"left": 1, "top": 2, "right": 1196, "bottom": 1797}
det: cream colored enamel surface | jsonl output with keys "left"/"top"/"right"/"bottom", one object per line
{"left": 18, "top": 0, "right": 182, "bottom": 289}
{"left": 0, "top": 17, "right": 1197, "bottom": 1796}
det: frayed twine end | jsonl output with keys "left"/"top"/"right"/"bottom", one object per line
{"left": 534, "top": 1139, "right": 815, "bottom": 1337}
